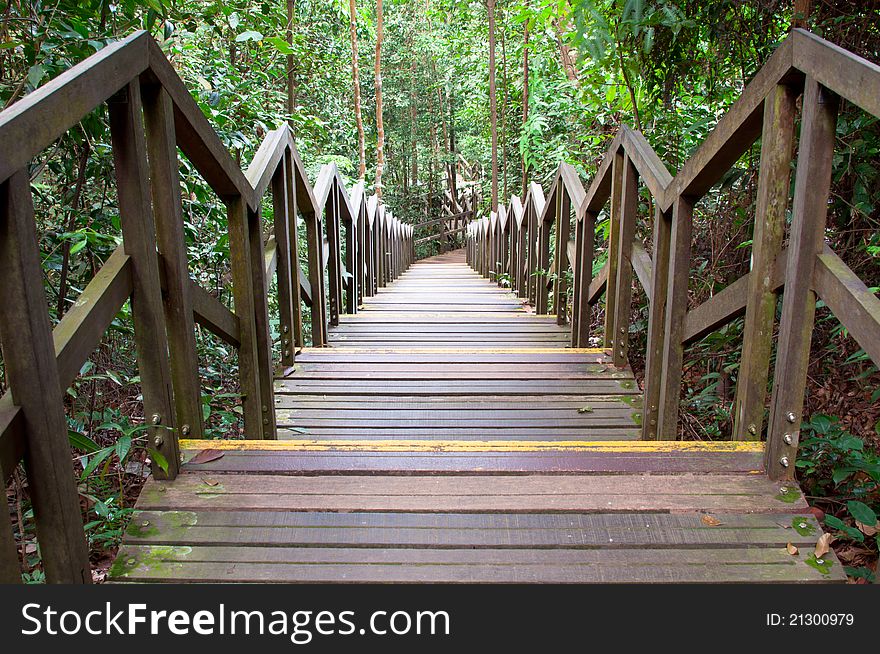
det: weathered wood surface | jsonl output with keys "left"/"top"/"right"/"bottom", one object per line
{"left": 277, "top": 249, "right": 641, "bottom": 442}
{"left": 112, "top": 459, "right": 842, "bottom": 582}
{"left": 110, "top": 249, "right": 842, "bottom": 584}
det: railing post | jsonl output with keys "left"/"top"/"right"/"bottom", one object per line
{"left": 140, "top": 81, "right": 204, "bottom": 440}
{"left": 271, "top": 153, "right": 300, "bottom": 366}
{"left": 364, "top": 205, "right": 375, "bottom": 297}
{"left": 108, "top": 82, "right": 181, "bottom": 473}
{"left": 286, "top": 152, "right": 305, "bottom": 348}
{"left": 343, "top": 207, "right": 356, "bottom": 315}
{"left": 526, "top": 204, "right": 538, "bottom": 306}
{"left": 515, "top": 215, "right": 527, "bottom": 297}
{"left": 226, "top": 197, "right": 270, "bottom": 437}
{"left": 570, "top": 209, "right": 595, "bottom": 347}
{"left": 304, "top": 206, "right": 328, "bottom": 346}
{"left": 553, "top": 189, "right": 572, "bottom": 325}
{"left": 733, "top": 84, "right": 797, "bottom": 441}
{"left": 535, "top": 199, "right": 553, "bottom": 315}
{"left": 655, "top": 196, "right": 694, "bottom": 439}
{"left": 642, "top": 205, "right": 672, "bottom": 439}
{"left": 247, "top": 203, "right": 276, "bottom": 438}
{"left": 0, "top": 171, "right": 90, "bottom": 583}
{"left": 326, "top": 186, "right": 342, "bottom": 326}
{"left": 603, "top": 150, "right": 625, "bottom": 348}
{"left": 609, "top": 157, "right": 638, "bottom": 367}
{"left": 766, "top": 79, "right": 839, "bottom": 480}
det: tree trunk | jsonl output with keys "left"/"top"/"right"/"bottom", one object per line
{"left": 286, "top": 0, "right": 296, "bottom": 123}
{"left": 793, "top": 0, "right": 812, "bottom": 27}
{"left": 488, "top": 0, "right": 499, "bottom": 211}
{"left": 374, "top": 0, "right": 385, "bottom": 198}
{"left": 410, "top": 49, "right": 418, "bottom": 188}
{"left": 555, "top": 20, "right": 579, "bottom": 86}
{"left": 500, "top": 8, "right": 508, "bottom": 201}
{"left": 349, "top": 0, "right": 366, "bottom": 179}
{"left": 521, "top": 14, "right": 529, "bottom": 197}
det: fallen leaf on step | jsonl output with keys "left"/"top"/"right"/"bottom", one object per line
{"left": 701, "top": 514, "right": 722, "bottom": 527}
{"left": 815, "top": 532, "right": 835, "bottom": 559}
{"left": 786, "top": 543, "right": 799, "bottom": 556}
{"left": 577, "top": 405, "right": 594, "bottom": 414}
{"left": 856, "top": 520, "right": 879, "bottom": 537}
{"left": 202, "top": 477, "right": 220, "bottom": 487}
{"left": 189, "top": 448, "right": 224, "bottom": 465}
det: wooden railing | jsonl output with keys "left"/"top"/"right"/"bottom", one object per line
{"left": 413, "top": 159, "right": 481, "bottom": 252}
{"left": 0, "top": 31, "right": 413, "bottom": 583}
{"left": 468, "top": 28, "right": 880, "bottom": 481}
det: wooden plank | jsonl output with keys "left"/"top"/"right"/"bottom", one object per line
{"left": 141, "top": 82, "right": 204, "bottom": 439}
{"left": 275, "top": 428, "right": 639, "bottom": 441}
{"left": 813, "top": 247, "right": 880, "bottom": 367}
{"left": 683, "top": 249, "right": 788, "bottom": 345}
{"left": 793, "top": 28, "right": 880, "bottom": 121}
{"left": 630, "top": 242, "right": 652, "bottom": 303}
{"left": 135, "top": 472, "right": 808, "bottom": 513}
{"left": 125, "top": 511, "right": 817, "bottom": 548}
{"left": 111, "top": 545, "right": 843, "bottom": 583}
{"left": 53, "top": 247, "right": 132, "bottom": 389}
{"left": 179, "top": 438, "right": 762, "bottom": 453}
{"left": 587, "top": 260, "right": 608, "bottom": 305}
{"left": 0, "top": 31, "right": 149, "bottom": 184}
{"left": 620, "top": 126, "right": 673, "bottom": 199}
{"left": 733, "top": 84, "right": 797, "bottom": 441}
{"left": 190, "top": 282, "right": 240, "bottom": 347}
{"left": 109, "top": 82, "right": 180, "bottom": 478}
{"left": 0, "top": 171, "right": 91, "bottom": 582}
{"left": 178, "top": 449, "right": 764, "bottom": 475}
{"left": 766, "top": 79, "right": 839, "bottom": 480}
{"left": 275, "top": 379, "right": 637, "bottom": 395}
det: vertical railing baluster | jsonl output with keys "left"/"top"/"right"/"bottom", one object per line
{"left": 285, "top": 150, "right": 304, "bottom": 350}
{"left": 553, "top": 187, "right": 571, "bottom": 324}
{"left": 610, "top": 157, "right": 638, "bottom": 367}
{"left": 304, "top": 204, "right": 327, "bottom": 346}
{"left": 733, "top": 84, "right": 797, "bottom": 441}
{"left": 603, "top": 150, "right": 625, "bottom": 348}
{"left": 141, "top": 82, "right": 203, "bottom": 440}
{"left": 272, "top": 154, "right": 296, "bottom": 366}
{"left": 766, "top": 79, "right": 839, "bottom": 480}
{"left": 108, "top": 82, "right": 183, "bottom": 466}
{"left": 642, "top": 205, "right": 672, "bottom": 440}
{"left": 655, "top": 196, "right": 694, "bottom": 440}
{"left": 0, "top": 171, "right": 91, "bottom": 583}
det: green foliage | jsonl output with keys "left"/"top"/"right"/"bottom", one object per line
{"left": 797, "top": 414, "right": 879, "bottom": 580}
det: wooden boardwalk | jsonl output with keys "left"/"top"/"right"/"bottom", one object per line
{"left": 110, "top": 251, "right": 844, "bottom": 583}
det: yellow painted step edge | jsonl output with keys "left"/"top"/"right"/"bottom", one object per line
{"left": 180, "top": 438, "right": 764, "bottom": 453}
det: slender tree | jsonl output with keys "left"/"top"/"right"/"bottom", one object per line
{"left": 488, "top": 0, "right": 499, "bottom": 211}
{"left": 286, "top": 0, "right": 296, "bottom": 123}
{"left": 521, "top": 11, "right": 529, "bottom": 197}
{"left": 374, "top": 0, "right": 385, "bottom": 197}
{"left": 348, "top": 0, "right": 366, "bottom": 179}
{"left": 500, "top": 5, "right": 508, "bottom": 200}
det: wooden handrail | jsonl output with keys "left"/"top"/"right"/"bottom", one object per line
{"left": 0, "top": 31, "right": 414, "bottom": 583}
{"left": 467, "top": 27, "right": 880, "bottom": 483}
